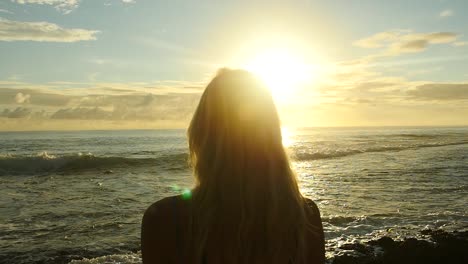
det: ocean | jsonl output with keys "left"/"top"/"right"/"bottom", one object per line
{"left": 0, "top": 127, "right": 467, "bottom": 263}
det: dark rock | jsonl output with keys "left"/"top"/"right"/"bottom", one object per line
{"left": 332, "top": 255, "right": 377, "bottom": 264}
{"left": 339, "top": 243, "right": 372, "bottom": 254}
{"left": 421, "top": 229, "right": 432, "bottom": 235}
{"left": 331, "top": 230, "right": 468, "bottom": 264}
{"left": 368, "top": 236, "right": 395, "bottom": 250}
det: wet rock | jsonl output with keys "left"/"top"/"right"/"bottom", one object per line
{"left": 369, "top": 236, "right": 395, "bottom": 250}
{"left": 330, "top": 230, "right": 468, "bottom": 264}
{"left": 339, "top": 243, "right": 372, "bottom": 254}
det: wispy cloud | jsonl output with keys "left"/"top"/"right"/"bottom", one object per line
{"left": 0, "top": 18, "right": 99, "bottom": 42}
{"left": 0, "top": 84, "right": 200, "bottom": 122}
{"left": 1, "top": 71, "right": 467, "bottom": 128}
{"left": 354, "top": 30, "right": 407, "bottom": 48}
{"left": 12, "top": 0, "right": 79, "bottom": 14}
{"left": 354, "top": 30, "right": 459, "bottom": 55}
{"left": 1, "top": 107, "right": 32, "bottom": 118}
{"left": 453, "top": 41, "right": 468, "bottom": 47}
{"left": 391, "top": 32, "right": 456, "bottom": 53}
{"left": 0, "top": 79, "right": 205, "bottom": 98}
{"left": 0, "top": 77, "right": 205, "bottom": 114}
{"left": 0, "top": 87, "right": 71, "bottom": 106}
{"left": 103, "top": 0, "right": 136, "bottom": 6}
{"left": 308, "top": 56, "right": 468, "bottom": 108}
{"left": 408, "top": 83, "right": 468, "bottom": 100}
{"left": 439, "top": 9, "right": 454, "bottom": 18}
{"left": 0, "top": 9, "right": 14, "bottom": 14}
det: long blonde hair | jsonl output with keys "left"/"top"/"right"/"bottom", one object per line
{"left": 188, "top": 68, "right": 311, "bottom": 263}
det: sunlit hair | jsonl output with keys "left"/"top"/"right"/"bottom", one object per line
{"left": 188, "top": 68, "right": 312, "bottom": 263}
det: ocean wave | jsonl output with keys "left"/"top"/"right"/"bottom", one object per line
{"left": 69, "top": 252, "right": 141, "bottom": 264}
{"left": 0, "top": 152, "right": 189, "bottom": 175}
{"left": 387, "top": 133, "right": 440, "bottom": 138}
{"left": 323, "top": 215, "right": 369, "bottom": 225}
{"left": 1, "top": 140, "right": 466, "bottom": 175}
{"left": 292, "top": 141, "right": 468, "bottom": 161}
{"left": 404, "top": 185, "right": 468, "bottom": 194}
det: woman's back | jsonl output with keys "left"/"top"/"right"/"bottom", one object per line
{"left": 141, "top": 195, "right": 325, "bottom": 263}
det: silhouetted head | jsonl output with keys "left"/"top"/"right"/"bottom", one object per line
{"left": 187, "top": 68, "right": 311, "bottom": 263}
{"left": 189, "top": 68, "right": 286, "bottom": 188}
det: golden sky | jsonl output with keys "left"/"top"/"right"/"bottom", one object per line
{"left": 1, "top": 0, "right": 467, "bottom": 130}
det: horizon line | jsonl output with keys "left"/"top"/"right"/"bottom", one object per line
{"left": 1, "top": 125, "right": 467, "bottom": 133}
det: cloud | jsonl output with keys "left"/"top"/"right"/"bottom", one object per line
{"left": 453, "top": 41, "right": 468, "bottom": 47}
{"left": 49, "top": 93, "right": 199, "bottom": 121}
{"left": 0, "top": 9, "right": 14, "bottom": 14}
{"left": 15, "top": 93, "right": 31, "bottom": 104}
{"left": 408, "top": 83, "right": 468, "bottom": 101}
{"left": 390, "top": 31, "right": 459, "bottom": 53}
{"left": 1, "top": 74, "right": 467, "bottom": 128}
{"left": 0, "top": 81, "right": 201, "bottom": 122}
{"left": 353, "top": 30, "right": 404, "bottom": 48}
{"left": 353, "top": 81, "right": 401, "bottom": 92}
{"left": 354, "top": 30, "right": 458, "bottom": 55}
{"left": 0, "top": 18, "right": 99, "bottom": 42}
{"left": 395, "top": 39, "right": 428, "bottom": 52}
{"left": 439, "top": 9, "right": 453, "bottom": 18}
{"left": 102, "top": 0, "right": 136, "bottom": 7}
{"left": 51, "top": 107, "right": 112, "bottom": 120}
{"left": 1, "top": 107, "right": 32, "bottom": 118}
{"left": 0, "top": 88, "right": 72, "bottom": 106}
{"left": 12, "top": 0, "right": 79, "bottom": 14}
{"left": 314, "top": 59, "right": 468, "bottom": 107}
{"left": 417, "top": 32, "right": 458, "bottom": 44}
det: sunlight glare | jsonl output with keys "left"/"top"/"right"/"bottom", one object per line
{"left": 281, "top": 126, "right": 294, "bottom": 147}
{"left": 245, "top": 48, "right": 315, "bottom": 101}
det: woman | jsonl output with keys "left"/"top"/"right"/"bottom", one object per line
{"left": 141, "top": 69, "right": 325, "bottom": 263}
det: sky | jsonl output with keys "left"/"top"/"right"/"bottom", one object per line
{"left": 0, "top": 0, "right": 467, "bottom": 131}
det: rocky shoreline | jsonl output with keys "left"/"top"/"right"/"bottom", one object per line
{"left": 330, "top": 229, "right": 468, "bottom": 264}
{"left": 1, "top": 229, "right": 466, "bottom": 263}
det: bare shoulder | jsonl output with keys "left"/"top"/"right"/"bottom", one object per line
{"left": 303, "top": 197, "right": 321, "bottom": 214}
{"left": 302, "top": 197, "right": 323, "bottom": 230}
{"left": 302, "top": 197, "right": 325, "bottom": 263}
{"left": 144, "top": 194, "right": 192, "bottom": 225}
{"left": 141, "top": 195, "right": 190, "bottom": 263}
{"left": 143, "top": 195, "right": 189, "bottom": 226}
{"left": 144, "top": 196, "right": 178, "bottom": 219}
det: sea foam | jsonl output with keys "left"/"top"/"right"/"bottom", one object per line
{"left": 69, "top": 252, "right": 141, "bottom": 264}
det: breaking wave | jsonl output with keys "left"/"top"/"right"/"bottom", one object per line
{"left": 0, "top": 152, "right": 189, "bottom": 175}
{"left": 292, "top": 141, "right": 468, "bottom": 161}
{"left": 1, "top": 140, "right": 466, "bottom": 175}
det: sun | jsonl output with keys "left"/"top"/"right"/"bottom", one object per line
{"left": 244, "top": 48, "right": 315, "bottom": 101}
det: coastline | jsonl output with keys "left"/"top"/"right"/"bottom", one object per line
{"left": 329, "top": 229, "right": 468, "bottom": 264}
{"left": 4, "top": 229, "right": 464, "bottom": 264}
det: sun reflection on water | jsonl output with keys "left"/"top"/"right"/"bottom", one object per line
{"left": 281, "top": 126, "right": 294, "bottom": 147}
